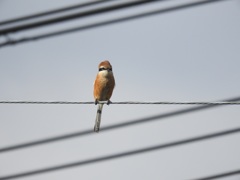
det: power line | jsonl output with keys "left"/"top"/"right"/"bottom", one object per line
{"left": 193, "top": 169, "right": 240, "bottom": 180}
{"left": 0, "top": 0, "right": 227, "bottom": 48}
{"left": 0, "top": 0, "right": 113, "bottom": 26}
{"left": 0, "top": 101, "right": 240, "bottom": 105}
{"left": 1, "top": 96, "right": 239, "bottom": 153}
{"left": 0, "top": 126, "right": 240, "bottom": 180}
{"left": 0, "top": 0, "right": 164, "bottom": 35}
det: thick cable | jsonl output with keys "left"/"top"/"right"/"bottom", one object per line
{"left": 0, "top": 0, "right": 113, "bottom": 26}
{"left": 0, "top": 0, "right": 226, "bottom": 48}
{"left": 193, "top": 169, "right": 240, "bottom": 180}
{"left": 0, "top": 126, "right": 240, "bottom": 180}
{"left": 1, "top": 96, "right": 240, "bottom": 153}
{"left": 0, "top": 0, "right": 165, "bottom": 35}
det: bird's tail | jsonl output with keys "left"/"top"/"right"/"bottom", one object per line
{"left": 94, "top": 103, "right": 104, "bottom": 132}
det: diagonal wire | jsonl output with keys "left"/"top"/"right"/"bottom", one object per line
{"left": 0, "top": 101, "right": 240, "bottom": 105}
{"left": 0, "top": 96, "right": 240, "bottom": 153}
{"left": 0, "top": 0, "right": 227, "bottom": 48}
{"left": 0, "top": 0, "right": 113, "bottom": 26}
{"left": 0, "top": 127, "right": 240, "bottom": 180}
{"left": 192, "top": 169, "right": 240, "bottom": 180}
{"left": 0, "top": 0, "right": 165, "bottom": 35}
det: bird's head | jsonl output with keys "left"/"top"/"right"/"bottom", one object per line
{"left": 98, "top": 60, "right": 113, "bottom": 73}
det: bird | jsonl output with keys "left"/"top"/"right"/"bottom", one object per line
{"left": 93, "top": 60, "right": 115, "bottom": 132}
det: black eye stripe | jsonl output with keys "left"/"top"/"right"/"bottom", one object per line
{"left": 99, "top": 67, "right": 106, "bottom": 71}
{"left": 99, "top": 67, "right": 112, "bottom": 71}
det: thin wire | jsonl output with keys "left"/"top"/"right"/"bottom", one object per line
{"left": 0, "top": 0, "right": 164, "bottom": 35}
{"left": 0, "top": 0, "right": 113, "bottom": 26}
{"left": 1, "top": 96, "right": 240, "bottom": 153}
{"left": 0, "top": 0, "right": 226, "bottom": 48}
{"left": 0, "top": 127, "right": 240, "bottom": 180}
{"left": 193, "top": 169, "right": 240, "bottom": 180}
{"left": 0, "top": 101, "right": 240, "bottom": 105}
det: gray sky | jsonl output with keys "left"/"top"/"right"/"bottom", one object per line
{"left": 0, "top": 0, "right": 240, "bottom": 179}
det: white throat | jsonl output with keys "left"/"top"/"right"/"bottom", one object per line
{"left": 99, "top": 70, "right": 111, "bottom": 77}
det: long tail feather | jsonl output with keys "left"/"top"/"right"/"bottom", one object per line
{"left": 94, "top": 103, "right": 104, "bottom": 132}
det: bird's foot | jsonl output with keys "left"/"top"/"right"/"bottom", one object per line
{"left": 107, "top": 100, "right": 112, "bottom": 105}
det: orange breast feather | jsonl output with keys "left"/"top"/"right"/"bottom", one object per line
{"left": 94, "top": 73, "right": 115, "bottom": 101}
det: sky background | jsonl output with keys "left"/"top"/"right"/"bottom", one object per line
{"left": 0, "top": 0, "right": 240, "bottom": 179}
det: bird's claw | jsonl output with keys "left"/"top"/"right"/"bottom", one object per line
{"left": 107, "top": 100, "right": 112, "bottom": 105}
{"left": 95, "top": 99, "right": 111, "bottom": 105}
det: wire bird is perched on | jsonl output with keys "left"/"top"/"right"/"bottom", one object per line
{"left": 93, "top": 60, "right": 115, "bottom": 132}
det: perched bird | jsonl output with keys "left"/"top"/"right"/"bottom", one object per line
{"left": 93, "top": 60, "right": 115, "bottom": 132}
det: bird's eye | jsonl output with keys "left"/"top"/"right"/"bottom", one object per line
{"left": 99, "top": 68, "right": 106, "bottom": 71}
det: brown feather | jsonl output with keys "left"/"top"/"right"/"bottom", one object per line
{"left": 94, "top": 60, "right": 115, "bottom": 101}
{"left": 93, "top": 60, "right": 115, "bottom": 132}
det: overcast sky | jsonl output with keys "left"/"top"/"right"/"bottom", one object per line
{"left": 0, "top": 0, "right": 240, "bottom": 180}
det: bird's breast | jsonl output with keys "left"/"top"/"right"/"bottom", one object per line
{"left": 94, "top": 71, "right": 115, "bottom": 100}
